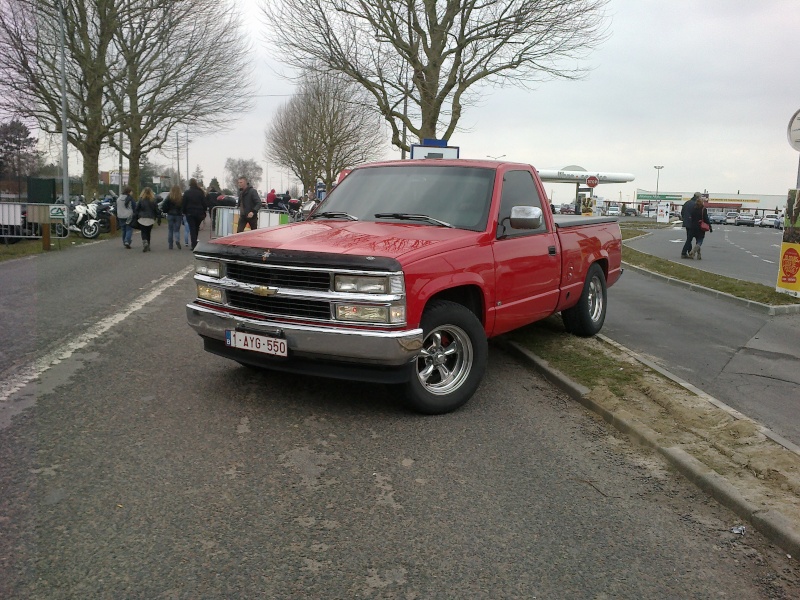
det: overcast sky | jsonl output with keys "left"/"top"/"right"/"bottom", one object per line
{"left": 103, "top": 0, "right": 800, "bottom": 203}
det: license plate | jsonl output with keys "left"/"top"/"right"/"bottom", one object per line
{"left": 225, "top": 330, "right": 288, "bottom": 357}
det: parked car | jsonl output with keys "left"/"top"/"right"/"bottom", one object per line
{"left": 725, "top": 212, "right": 739, "bottom": 225}
{"left": 623, "top": 208, "right": 639, "bottom": 217}
{"left": 559, "top": 204, "right": 575, "bottom": 214}
{"left": 606, "top": 205, "right": 621, "bottom": 217}
{"left": 708, "top": 212, "right": 727, "bottom": 224}
{"left": 758, "top": 213, "right": 781, "bottom": 228}
{"left": 736, "top": 213, "right": 755, "bottom": 226}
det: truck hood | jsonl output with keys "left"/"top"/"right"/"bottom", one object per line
{"left": 210, "top": 220, "right": 480, "bottom": 261}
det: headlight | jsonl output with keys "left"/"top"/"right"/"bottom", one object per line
{"left": 197, "top": 283, "right": 223, "bottom": 303}
{"left": 335, "top": 303, "right": 405, "bottom": 324}
{"left": 334, "top": 274, "right": 404, "bottom": 294}
{"left": 195, "top": 259, "right": 222, "bottom": 277}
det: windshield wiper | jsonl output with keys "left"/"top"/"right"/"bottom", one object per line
{"left": 310, "top": 211, "right": 359, "bottom": 221}
{"left": 374, "top": 213, "right": 453, "bottom": 228}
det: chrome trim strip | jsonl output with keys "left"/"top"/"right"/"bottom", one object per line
{"left": 194, "top": 274, "right": 404, "bottom": 303}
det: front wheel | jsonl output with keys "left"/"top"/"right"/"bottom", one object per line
{"left": 403, "top": 300, "right": 488, "bottom": 415}
{"left": 81, "top": 221, "right": 100, "bottom": 239}
{"left": 561, "top": 263, "right": 607, "bottom": 337}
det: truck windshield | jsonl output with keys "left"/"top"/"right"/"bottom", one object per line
{"left": 314, "top": 165, "right": 495, "bottom": 232}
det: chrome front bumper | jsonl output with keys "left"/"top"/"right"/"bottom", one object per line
{"left": 186, "top": 303, "right": 423, "bottom": 366}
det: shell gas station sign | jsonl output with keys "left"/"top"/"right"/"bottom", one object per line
{"left": 778, "top": 111, "right": 800, "bottom": 297}
{"left": 776, "top": 188, "right": 800, "bottom": 297}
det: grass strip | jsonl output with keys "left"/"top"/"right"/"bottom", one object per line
{"left": 620, "top": 226, "right": 797, "bottom": 306}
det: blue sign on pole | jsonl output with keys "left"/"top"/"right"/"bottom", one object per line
{"left": 316, "top": 181, "right": 326, "bottom": 200}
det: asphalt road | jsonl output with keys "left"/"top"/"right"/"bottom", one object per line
{"left": 607, "top": 220, "right": 800, "bottom": 447}
{"left": 604, "top": 269, "right": 800, "bottom": 446}
{"left": 1, "top": 227, "right": 797, "bottom": 597}
{"left": 624, "top": 221, "right": 785, "bottom": 287}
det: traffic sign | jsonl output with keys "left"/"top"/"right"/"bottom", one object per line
{"left": 788, "top": 109, "right": 800, "bottom": 152}
{"left": 586, "top": 176, "right": 599, "bottom": 188}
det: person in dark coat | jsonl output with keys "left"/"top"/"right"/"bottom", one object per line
{"left": 680, "top": 192, "right": 701, "bottom": 258}
{"left": 134, "top": 187, "right": 158, "bottom": 252}
{"left": 160, "top": 185, "right": 184, "bottom": 249}
{"left": 237, "top": 177, "right": 260, "bottom": 232}
{"left": 687, "top": 197, "right": 712, "bottom": 260}
{"left": 182, "top": 178, "right": 208, "bottom": 250}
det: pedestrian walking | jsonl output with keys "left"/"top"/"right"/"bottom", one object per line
{"left": 116, "top": 186, "right": 135, "bottom": 249}
{"left": 135, "top": 187, "right": 158, "bottom": 252}
{"left": 680, "top": 192, "right": 701, "bottom": 258}
{"left": 161, "top": 185, "right": 184, "bottom": 249}
{"left": 236, "top": 177, "right": 260, "bottom": 233}
{"left": 182, "top": 215, "right": 190, "bottom": 247}
{"left": 182, "top": 178, "right": 208, "bottom": 250}
{"left": 687, "top": 196, "right": 712, "bottom": 260}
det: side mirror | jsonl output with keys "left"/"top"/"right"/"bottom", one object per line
{"left": 509, "top": 206, "right": 543, "bottom": 230}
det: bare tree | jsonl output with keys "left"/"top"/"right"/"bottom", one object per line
{"left": 0, "top": 0, "right": 119, "bottom": 199}
{"left": 107, "top": 0, "right": 253, "bottom": 196}
{"left": 224, "top": 158, "right": 263, "bottom": 192}
{"left": 261, "top": 0, "right": 608, "bottom": 153}
{"left": 265, "top": 73, "right": 386, "bottom": 193}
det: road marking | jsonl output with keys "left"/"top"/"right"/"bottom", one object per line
{"left": 763, "top": 259, "right": 775, "bottom": 264}
{"left": 0, "top": 266, "right": 194, "bottom": 411}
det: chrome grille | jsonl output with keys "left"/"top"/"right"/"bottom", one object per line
{"left": 227, "top": 291, "right": 332, "bottom": 320}
{"left": 226, "top": 263, "right": 331, "bottom": 292}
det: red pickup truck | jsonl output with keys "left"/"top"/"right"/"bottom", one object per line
{"left": 187, "top": 159, "right": 622, "bottom": 414}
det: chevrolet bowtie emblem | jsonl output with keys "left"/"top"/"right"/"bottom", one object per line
{"left": 261, "top": 250, "right": 272, "bottom": 261}
{"left": 253, "top": 285, "right": 278, "bottom": 296}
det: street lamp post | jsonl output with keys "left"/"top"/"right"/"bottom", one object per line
{"left": 654, "top": 165, "right": 664, "bottom": 215}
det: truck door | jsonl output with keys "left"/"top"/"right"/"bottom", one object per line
{"left": 491, "top": 169, "right": 560, "bottom": 335}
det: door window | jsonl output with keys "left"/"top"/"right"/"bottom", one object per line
{"left": 496, "top": 170, "right": 546, "bottom": 239}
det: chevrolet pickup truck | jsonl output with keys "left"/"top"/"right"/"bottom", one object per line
{"left": 187, "top": 159, "right": 622, "bottom": 414}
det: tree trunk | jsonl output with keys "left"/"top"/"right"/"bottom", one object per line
{"left": 80, "top": 144, "right": 101, "bottom": 201}
{"left": 128, "top": 142, "right": 142, "bottom": 199}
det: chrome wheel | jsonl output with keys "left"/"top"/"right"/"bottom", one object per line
{"left": 587, "top": 274, "right": 604, "bottom": 324}
{"left": 415, "top": 325, "right": 473, "bottom": 396}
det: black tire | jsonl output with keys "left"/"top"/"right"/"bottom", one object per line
{"left": 98, "top": 217, "right": 111, "bottom": 234}
{"left": 560, "top": 263, "right": 607, "bottom": 337}
{"left": 81, "top": 221, "right": 100, "bottom": 239}
{"left": 403, "top": 300, "right": 488, "bottom": 415}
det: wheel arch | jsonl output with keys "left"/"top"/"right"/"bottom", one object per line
{"left": 423, "top": 285, "right": 486, "bottom": 328}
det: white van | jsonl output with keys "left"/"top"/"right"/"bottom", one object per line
{"left": 606, "top": 205, "right": 621, "bottom": 216}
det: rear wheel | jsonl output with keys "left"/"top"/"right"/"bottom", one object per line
{"left": 561, "top": 263, "right": 607, "bottom": 337}
{"left": 404, "top": 300, "right": 488, "bottom": 415}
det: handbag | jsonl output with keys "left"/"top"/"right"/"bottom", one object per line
{"left": 127, "top": 214, "right": 140, "bottom": 230}
{"left": 700, "top": 220, "right": 710, "bottom": 232}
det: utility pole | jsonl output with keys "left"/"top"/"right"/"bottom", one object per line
{"left": 176, "top": 132, "right": 181, "bottom": 186}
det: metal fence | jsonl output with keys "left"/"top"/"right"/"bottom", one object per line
{"left": 0, "top": 202, "right": 69, "bottom": 243}
{"left": 210, "top": 207, "right": 299, "bottom": 239}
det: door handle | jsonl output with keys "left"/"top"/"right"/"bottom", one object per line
{"left": 548, "top": 246, "right": 557, "bottom": 256}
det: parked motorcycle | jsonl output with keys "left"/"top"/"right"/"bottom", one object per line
{"left": 55, "top": 201, "right": 100, "bottom": 239}
{"left": 89, "top": 200, "right": 114, "bottom": 234}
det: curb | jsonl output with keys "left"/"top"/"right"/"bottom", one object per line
{"left": 499, "top": 338, "right": 800, "bottom": 557}
{"left": 619, "top": 262, "right": 800, "bottom": 316}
